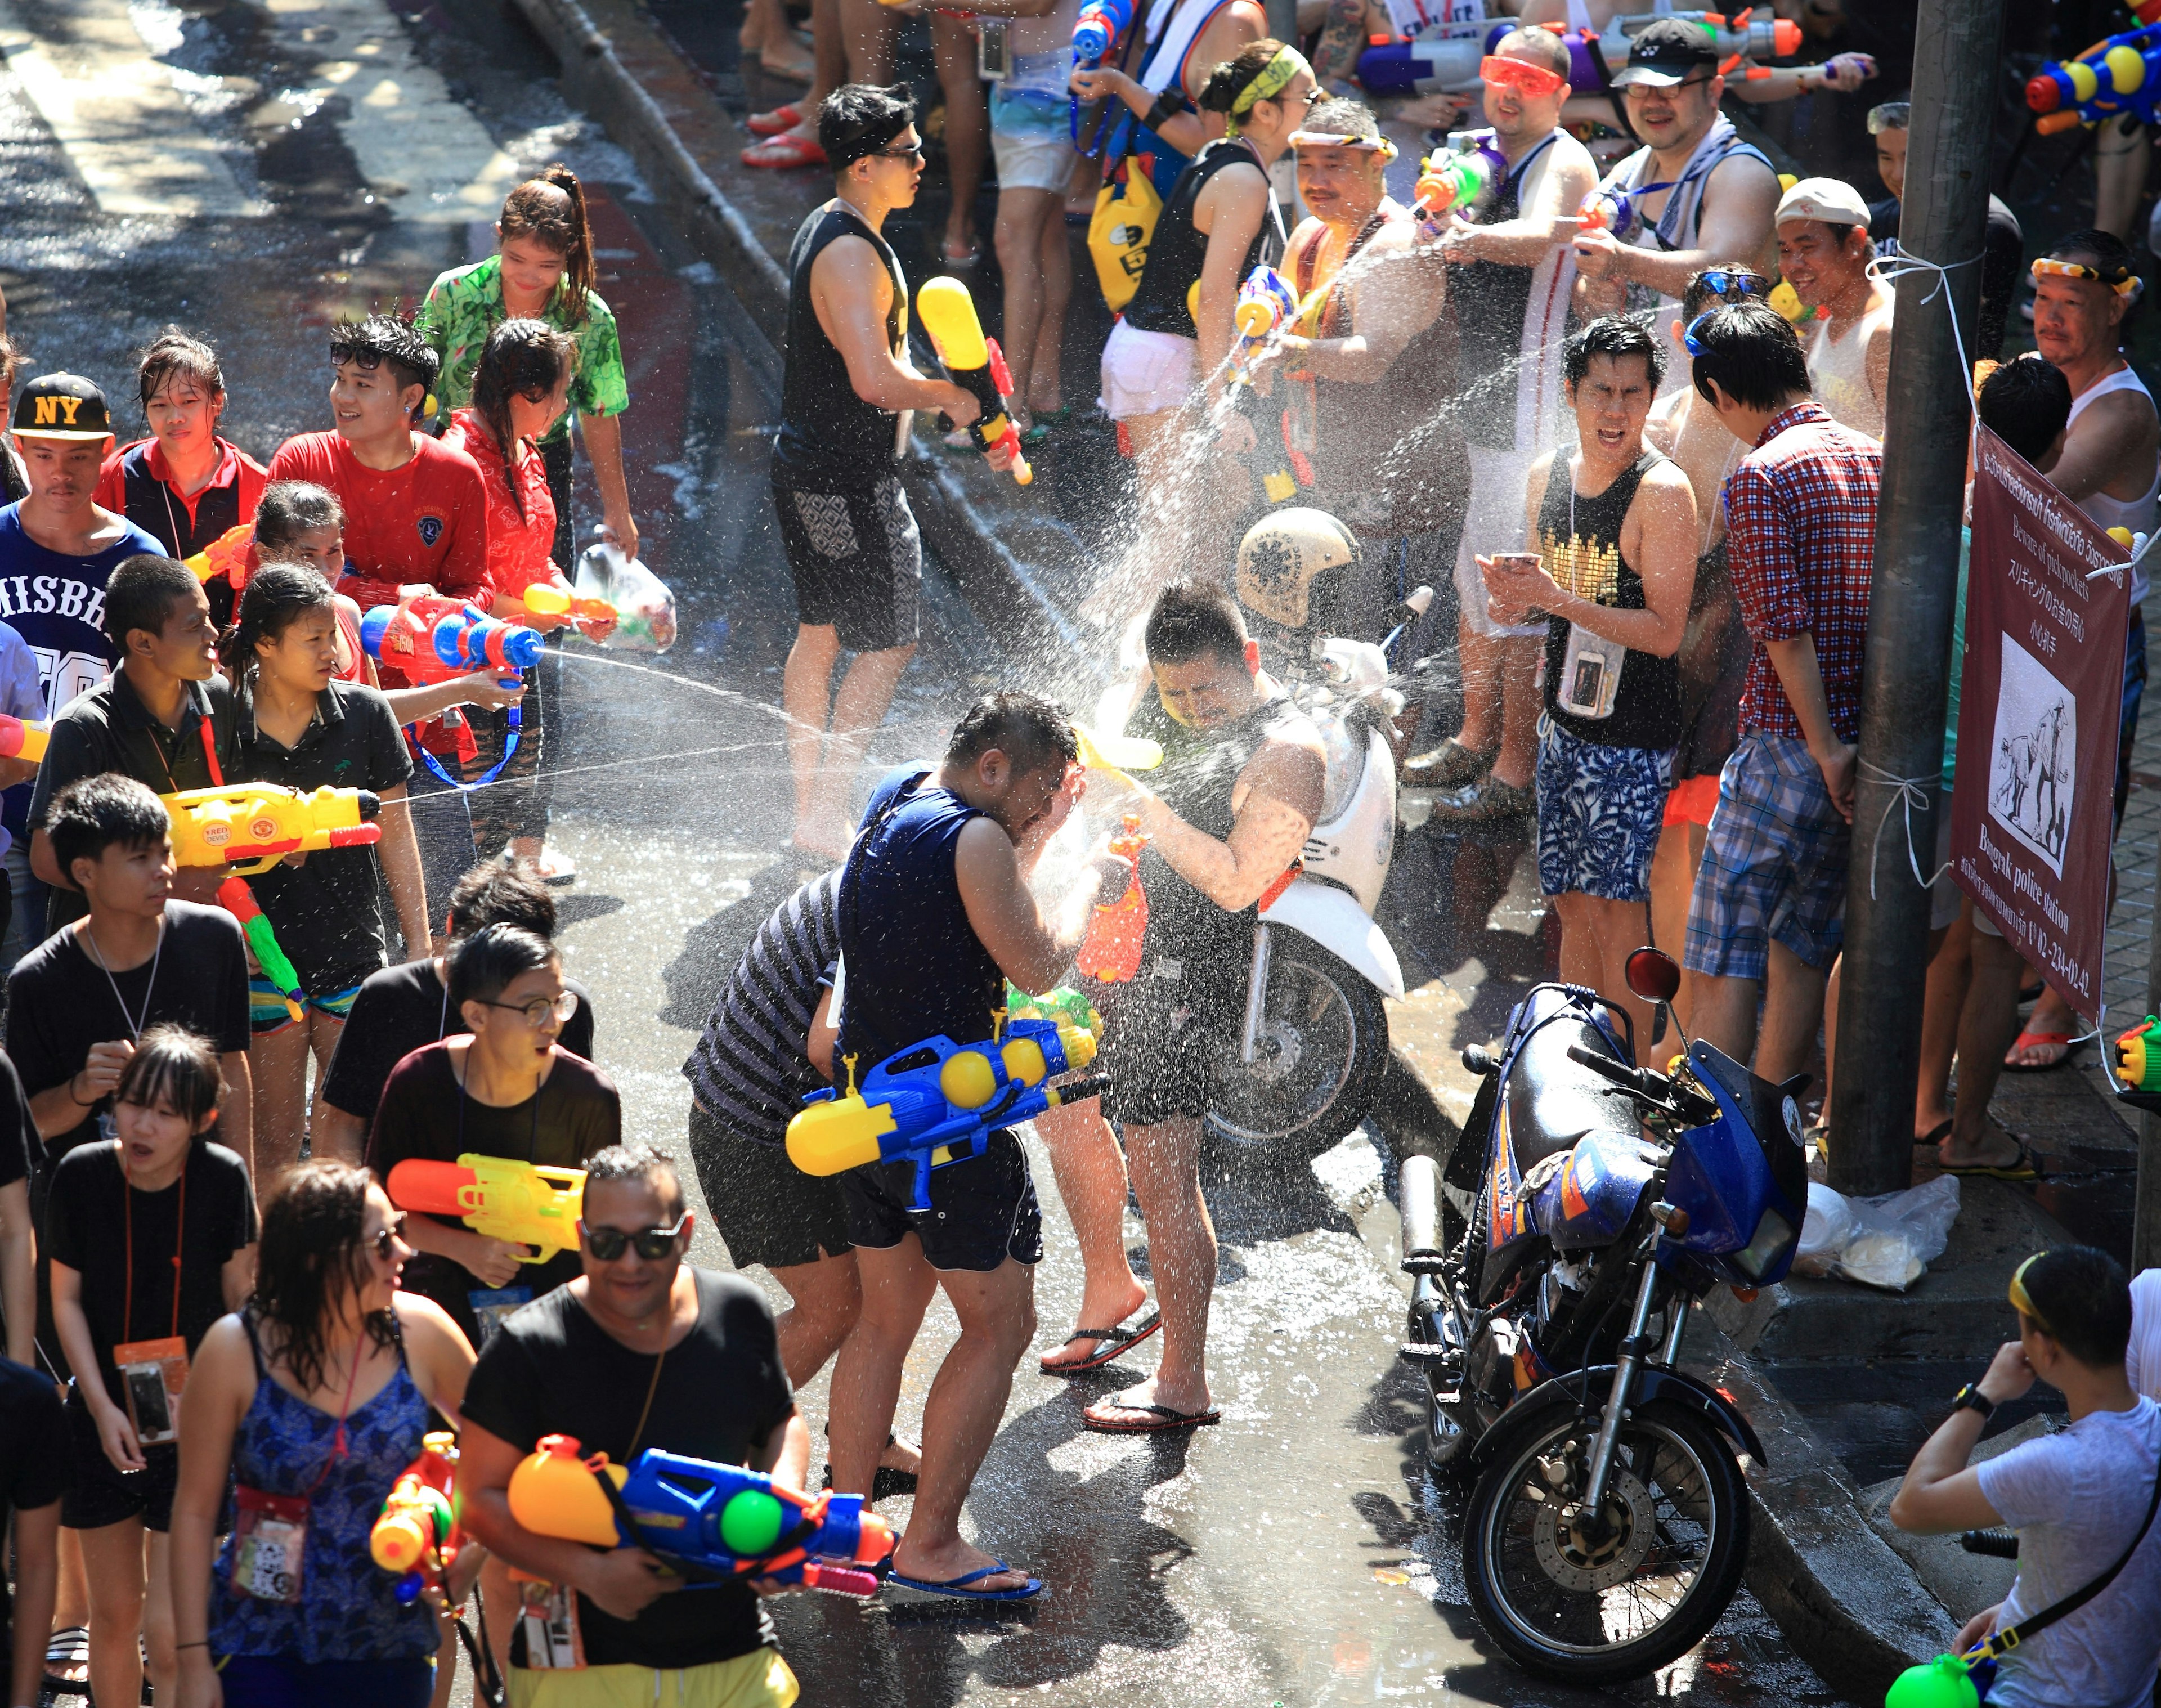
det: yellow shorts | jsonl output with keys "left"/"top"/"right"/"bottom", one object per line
{"left": 508, "top": 1649, "right": 799, "bottom": 1708}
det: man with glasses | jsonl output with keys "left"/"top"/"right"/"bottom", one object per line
{"left": 1890, "top": 1247, "right": 2161, "bottom": 1708}
{"left": 459, "top": 1144, "right": 810, "bottom": 1708}
{"left": 1865, "top": 100, "right": 2022, "bottom": 361}
{"left": 1414, "top": 26, "right": 1597, "bottom": 821}
{"left": 773, "top": 83, "right": 1004, "bottom": 868}
{"left": 1572, "top": 20, "right": 1780, "bottom": 391}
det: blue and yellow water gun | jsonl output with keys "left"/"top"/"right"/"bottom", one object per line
{"left": 2028, "top": 20, "right": 2161, "bottom": 135}
{"left": 786, "top": 1016, "right": 1108, "bottom": 1211}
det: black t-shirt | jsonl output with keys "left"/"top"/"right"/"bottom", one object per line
{"left": 0, "top": 1353, "right": 66, "bottom": 1650}
{"left": 4, "top": 903, "right": 254, "bottom": 1164}
{"left": 234, "top": 679, "right": 414, "bottom": 992}
{"left": 364, "top": 1042, "right": 620, "bottom": 1344}
{"left": 319, "top": 958, "right": 597, "bottom": 1125}
{"left": 460, "top": 1270, "right": 793, "bottom": 1671}
{"left": 41, "top": 1138, "right": 257, "bottom": 1406}
{"left": 0, "top": 1051, "right": 35, "bottom": 1194}
{"left": 29, "top": 671, "right": 240, "bottom": 934}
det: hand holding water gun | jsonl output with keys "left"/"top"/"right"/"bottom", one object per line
{"left": 916, "top": 277, "right": 1033, "bottom": 486}
{"left": 1416, "top": 144, "right": 1497, "bottom": 220}
{"left": 1577, "top": 184, "right": 1639, "bottom": 241}
{"left": 1076, "top": 814, "right": 1149, "bottom": 984}
{"left": 387, "top": 1153, "right": 586, "bottom": 1266}
{"left": 360, "top": 594, "right": 544, "bottom": 688}
{"left": 787, "top": 1019, "right": 1109, "bottom": 1211}
{"left": 2027, "top": 21, "right": 2161, "bottom": 135}
{"left": 0, "top": 711, "right": 50, "bottom": 764}
{"left": 508, "top": 1434, "right": 896, "bottom": 1597}
{"left": 371, "top": 1431, "right": 465, "bottom": 1604}
{"left": 1230, "top": 266, "right": 1298, "bottom": 384}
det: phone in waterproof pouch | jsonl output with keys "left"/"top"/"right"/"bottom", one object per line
{"left": 113, "top": 1336, "right": 188, "bottom": 1446}
{"left": 1557, "top": 622, "right": 1626, "bottom": 720}
{"left": 979, "top": 17, "right": 1011, "bottom": 79}
{"left": 518, "top": 1577, "right": 586, "bottom": 1669}
{"left": 230, "top": 1486, "right": 310, "bottom": 1604}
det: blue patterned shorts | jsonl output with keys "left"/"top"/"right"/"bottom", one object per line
{"left": 1684, "top": 734, "right": 1850, "bottom": 979}
{"left": 1535, "top": 721, "right": 1674, "bottom": 904}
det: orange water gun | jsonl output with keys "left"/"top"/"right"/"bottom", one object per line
{"left": 1077, "top": 814, "right": 1149, "bottom": 984}
{"left": 182, "top": 522, "right": 258, "bottom": 591}
{"left": 0, "top": 712, "right": 49, "bottom": 764}
{"left": 521, "top": 584, "right": 617, "bottom": 627}
{"left": 370, "top": 1431, "right": 464, "bottom": 1604}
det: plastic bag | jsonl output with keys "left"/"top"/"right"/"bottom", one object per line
{"left": 572, "top": 538, "right": 678, "bottom": 653}
{"left": 1791, "top": 1174, "right": 1960, "bottom": 1292}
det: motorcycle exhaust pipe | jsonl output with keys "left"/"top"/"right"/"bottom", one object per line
{"left": 1400, "top": 1153, "right": 1446, "bottom": 1274}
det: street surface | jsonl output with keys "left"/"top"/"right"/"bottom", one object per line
{"left": 0, "top": 2, "right": 1857, "bottom": 1699}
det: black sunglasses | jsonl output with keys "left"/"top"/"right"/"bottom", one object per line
{"left": 874, "top": 142, "right": 926, "bottom": 162}
{"left": 372, "top": 1212, "right": 409, "bottom": 1262}
{"left": 580, "top": 1217, "right": 687, "bottom": 1262}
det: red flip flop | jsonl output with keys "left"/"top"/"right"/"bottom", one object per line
{"left": 742, "top": 133, "right": 826, "bottom": 168}
{"left": 1082, "top": 1399, "right": 1221, "bottom": 1434}
{"left": 746, "top": 102, "right": 802, "bottom": 137}
{"left": 2001, "top": 1029, "right": 2083, "bottom": 1073}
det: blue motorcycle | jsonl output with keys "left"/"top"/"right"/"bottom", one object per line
{"left": 1396, "top": 948, "right": 1808, "bottom": 1684}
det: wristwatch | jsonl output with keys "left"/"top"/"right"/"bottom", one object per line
{"left": 1951, "top": 1380, "right": 1996, "bottom": 1422}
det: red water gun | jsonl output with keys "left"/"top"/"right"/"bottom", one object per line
{"left": 370, "top": 1431, "right": 465, "bottom": 1604}
{"left": 358, "top": 594, "right": 544, "bottom": 686}
{"left": 1077, "top": 814, "right": 1149, "bottom": 984}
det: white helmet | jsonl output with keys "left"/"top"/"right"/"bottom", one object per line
{"left": 1235, "top": 507, "right": 1360, "bottom": 631}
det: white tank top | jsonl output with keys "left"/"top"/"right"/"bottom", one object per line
{"left": 2069, "top": 364, "right": 2161, "bottom": 604}
{"left": 1564, "top": 0, "right": 1670, "bottom": 28}
{"left": 1805, "top": 293, "right": 1893, "bottom": 440}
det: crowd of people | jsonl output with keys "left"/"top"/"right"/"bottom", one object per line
{"left": 1, "top": 2, "right": 2160, "bottom": 1703}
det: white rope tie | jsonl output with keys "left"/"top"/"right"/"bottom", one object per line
{"left": 1857, "top": 758, "right": 1951, "bottom": 902}
{"left": 1866, "top": 248, "right": 1983, "bottom": 415}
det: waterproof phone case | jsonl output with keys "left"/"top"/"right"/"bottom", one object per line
{"left": 230, "top": 1486, "right": 310, "bottom": 1604}
{"left": 113, "top": 1336, "right": 188, "bottom": 1446}
{"left": 979, "top": 18, "right": 1011, "bottom": 79}
{"left": 518, "top": 1576, "right": 586, "bottom": 1670}
{"left": 1557, "top": 622, "right": 1626, "bottom": 720}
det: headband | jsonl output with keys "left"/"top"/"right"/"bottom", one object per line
{"left": 2033, "top": 255, "right": 2141, "bottom": 299}
{"left": 1288, "top": 129, "right": 1397, "bottom": 160}
{"left": 1226, "top": 47, "right": 1308, "bottom": 133}
{"left": 827, "top": 89, "right": 916, "bottom": 171}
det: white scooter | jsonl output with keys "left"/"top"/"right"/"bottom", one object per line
{"left": 1093, "top": 511, "right": 1425, "bottom": 1171}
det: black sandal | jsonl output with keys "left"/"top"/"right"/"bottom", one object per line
{"left": 1038, "top": 1310, "right": 1162, "bottom": 1376}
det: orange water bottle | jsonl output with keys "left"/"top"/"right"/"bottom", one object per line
{"left": 1078, "top": 814, "right": 1149, "bottom": 984}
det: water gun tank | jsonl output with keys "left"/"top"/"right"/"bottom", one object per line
{"left": 508, "top": 1434, "right": 627, "bottom": 1549}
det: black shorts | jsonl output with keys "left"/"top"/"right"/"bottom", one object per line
{"left": 688, "top": 1102, "right": 854, "bottom": 1271}
{"left": 62, "top": 1393, "right": 179, "bottom": 1532}
{"left": 1093, "top": 966, "right": 1241, "bottom": 1127}
{"left": 837, "top": 1127, "right": 1042, "bottom": 1272}
{"left": 772, "top": 473, "right": 921, "bottom": 653}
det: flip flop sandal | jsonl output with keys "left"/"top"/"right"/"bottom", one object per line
{"left": 1080, "top": 1399, "right": 1222, "bottom": 1433}
{"left": 741, "top": 133, "right": 827, "bottom": 168}
{"left": 2001, "top": 1030, "right": 2086, "bottom": 1073}
{"left": 746, "top": 102, "right": 804, "bottom": 136}
{"left": 1425, "top": 773, "right": 1533, "bottom": 825}
{"left": 1039, "top": 1310, "right": 1162, "bottom": 1375}
{"left": 822, "top": 1462, "right": 921, "bottom": 1500}
{"left": 44, "top": 1624, "right": 91, "bottom": 1695}
{"left": 1913, "top": 1119, "right": 1953, "bottom": 1148}
{"left": 887, "top": 1559, "right": 1043, "bottom": 1600}
{"left": 1940, "top": 1142, "right": 2043, "bottom": 1182}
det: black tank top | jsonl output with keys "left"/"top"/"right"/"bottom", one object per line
{"left": 1536, "top": 449, "right": 1681, "bottom": 750}
{"left": 773, "top": 203, "right": 908, "bottom": 488}
{"left": 1123, "top": 140, "right": 1286, "bottom": 340}
{"left": 1450, "top": 131, "right": 1557, "bottom": 452}
{"left": 1126, "top": 679, "right": 1308, "bottom": 989}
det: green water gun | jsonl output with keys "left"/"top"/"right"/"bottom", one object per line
{"left": 1006, "top": 983, "right": 1101, "bottom": 1038}
{"left": 218, "top": 876, "right": 304, "bottom": 1023}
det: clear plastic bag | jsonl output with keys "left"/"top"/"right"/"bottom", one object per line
{"left": 572, "top": 538, "right": 678, "bottom": 653}
{"left": 1793, "top": 1175, "right": 1960, "bottom": 1292}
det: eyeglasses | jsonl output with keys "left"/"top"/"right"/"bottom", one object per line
{"left": 579, "top": 1217, "right": 688, "bottom": 1262}
{"left": 874, "top": 142, "right": 926, "bottom": 162}
{"left": 372, "top": 1212, "right": 409, "bottom": 1263}
{"left": 2008, "top": 1251, "right": 2054, "bottom": 1336}
{"left": 1480, "top": 54, "right": 1568, "bottom": 98}
{"left": 1622, "top": 73, "right": 1713, "bottom": 100}
{"left": 477, "top": 989, "right": 581, "bottom": 1027}
{"left": 1695, "top": 268, "right": 1768, "bottom": 301}
{"left": 2031, "top": 256, "right": 2138, "bottom": 297}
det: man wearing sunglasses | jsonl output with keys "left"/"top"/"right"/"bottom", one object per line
{"left": 1572, "top": 20, "right": 1780, "bottom": 382}
{"left": 459, "top": 1144, "right": 811, "bottom": 1708}
{"left": 1889, "top": 1247, "right": 2160, "bottom": 1708}
{"left": 1413, "top": 26, "right": 1596, "bottom": 819}
{"left": 774, "top": 84, "right": 1008, "bottom": 870}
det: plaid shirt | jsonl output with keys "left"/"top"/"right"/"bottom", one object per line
{"left": 1720, "top": 401, "right": 1882, "bottom": 743}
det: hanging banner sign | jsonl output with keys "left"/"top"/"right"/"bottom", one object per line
{"left": 1949, "top": 424, "right": 2130, "bottom": 1023}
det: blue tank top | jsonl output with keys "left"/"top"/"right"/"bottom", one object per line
{"left": 837, "top": 768, "right": 1005, "bottom": 1068}
{"left": 209, "top": 1313, "right": 441, "bottom": 1664}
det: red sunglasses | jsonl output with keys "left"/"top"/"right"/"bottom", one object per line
{"left": 1481, "top": 54, "right": 1568, "bottom": 98}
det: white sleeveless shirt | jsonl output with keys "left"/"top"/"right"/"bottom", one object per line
{"left": 2069, "top": 364, "right": 2160, "bottom": 605}
{"left": 1804, "top": 292, "right": 1893, "bottom": 440}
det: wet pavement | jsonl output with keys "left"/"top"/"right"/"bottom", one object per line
{"left": 0, "top": 1, "right": 1857, "bottom": 1700}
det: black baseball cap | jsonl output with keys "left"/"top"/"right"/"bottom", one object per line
{"left": 1612, "top": 18, "right": 1720, "bottom": 88}
{"left": 11, "top": 372, "right": 114, "bottom": 441}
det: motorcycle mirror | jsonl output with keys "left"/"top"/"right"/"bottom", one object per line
{"left": 1624, "top": 947, "right": 1681, "bottom": 1005}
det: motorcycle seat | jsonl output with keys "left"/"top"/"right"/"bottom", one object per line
{"left": 1504, "top": 993, "right": 1639, "bottom": 1172}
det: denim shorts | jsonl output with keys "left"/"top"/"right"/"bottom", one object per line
{"left": 1684, "top": 733, "right": 1851, "bottom": 979}
{"left": 1534, "top": 720, "right": 1674, "bottom": 904}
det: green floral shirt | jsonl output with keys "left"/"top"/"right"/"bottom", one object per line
{"left": 415, "top": 255, "right": 629, "bottom": 449}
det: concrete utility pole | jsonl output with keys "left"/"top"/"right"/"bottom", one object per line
{"left": 1827, "top": 0, "right": 2008, "bottom": 1197}
{"left": 2140, "top": 857, "right": 2161, "bottom": 1269}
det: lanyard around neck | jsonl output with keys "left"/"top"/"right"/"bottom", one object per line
{"left": 84, "top": 916, "right": 164, "bottom": 1042}
{"left": 122, "top": 1147, "right": 187, "bottom": 1344}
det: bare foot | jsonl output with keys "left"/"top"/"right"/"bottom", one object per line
{"left": 1037, "top": 1283, "right": 1150, "bottom": 1371}
{"left": 2006, "top": 990, "right": 2079, "bottom": 1069}
{"left": 1086, "top": 1373, "right": 1212, "bottom": 1423}
{"left": 760, "top": 38, "right": 814, "bottom": 80}
{"left": 1938, "top": 1120, "right": 2024, "bottom": 1172}
{"left": 891, "top": 1535, "right": 1034, "bottom": 1594}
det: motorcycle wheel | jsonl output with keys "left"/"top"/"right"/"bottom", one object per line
{"left": 1460, "top": 1398, "right": 1749, "bottom": 1684}
{"left": 1203, "top": 937, "right": 1392, "bottom": 1172}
